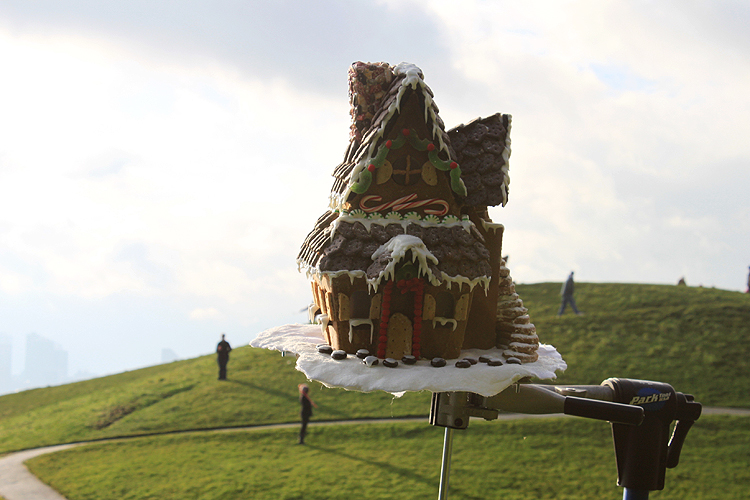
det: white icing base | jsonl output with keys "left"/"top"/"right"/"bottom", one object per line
{"left": 251, "top": 324, "right": 567, "bottom": 397}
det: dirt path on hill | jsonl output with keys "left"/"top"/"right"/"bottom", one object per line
{"left": 2, "top": 409, "right": 749, "bottom": 500}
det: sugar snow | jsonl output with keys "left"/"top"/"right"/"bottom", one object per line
{"left": 251, "top": 324, "right": 567, "bottom": 397}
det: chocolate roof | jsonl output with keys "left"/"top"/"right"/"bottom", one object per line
{"left": 298, "top": 216, "right": 492, "bottom": 285}
{"left": 447, "top": 113, "right": 511, "bottom": 207}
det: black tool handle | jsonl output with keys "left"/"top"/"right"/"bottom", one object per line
{"left": 665, "top": 394, "right": 702, "bottom": 468}
{"left": 666, "top": 419, "right": 694, "bottom": 468}
{"left": 564, "top": 396, "right": 645, "bottom": 425}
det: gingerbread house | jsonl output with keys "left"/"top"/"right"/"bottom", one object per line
{"left": 298, "top": 62, "right": 539, "bottom": 363}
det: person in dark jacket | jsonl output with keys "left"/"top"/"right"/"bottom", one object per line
{"left": 557, "top": 271, "right": 582, "bottom": 316}
{"left": 298, "top": 383, "right": 317, "bottom": 444}
{"left": 216, "top": 334, "right": 232, "bottom": 380}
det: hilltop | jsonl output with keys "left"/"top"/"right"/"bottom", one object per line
{"left": 521, "top": 282, "right": 750, "bottom": 406}
{"left": 1, "top": 282, "right": 748, "bottom": 455}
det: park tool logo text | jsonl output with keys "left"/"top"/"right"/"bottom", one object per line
{"left": 629, "top": 391, "right": 671, "bottom": 406}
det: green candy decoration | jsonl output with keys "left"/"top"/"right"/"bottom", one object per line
{"left": 351, "top": 167, "right": 373, "bottom": 194}
{"left": 390, "top": 135, "right": 407, "bottom": 149}
{"left": 373, "top": 144, "right": 389, "bottom": 165}
{"left": 427, "top": 149, "right": 452, "bottom": 171}
{"left": 408, "top": 131, "right": 431, "bottom": 151}
{"left": 450, "top": 167, "right": 467, "bottom": 196}
{"left": 350, "top": 128, "right": 466, "bottom": 196}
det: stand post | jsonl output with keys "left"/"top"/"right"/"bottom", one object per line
{"left": 438, "top": 426, "right": 454, "bottom": 500}
{"left": 623, "top": 489, "right": 649, "bottom": 500}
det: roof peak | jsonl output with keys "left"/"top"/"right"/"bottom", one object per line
{"left": 333, "top": 61, "right": 452, "bottom": 211}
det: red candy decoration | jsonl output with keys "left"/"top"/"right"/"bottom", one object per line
{"left": 427, "top": 143, "right": 435, "bottom": 151}
{"left": 402, "top": 128, "right": 410, "bottom": 137}
{"left": 368, "top": 164, "right": 375, "bottom": 172}
{"left": 450, "top": 161, "right": 458, "bottom": 169}
{"left": 386, "top": 139, "right": 392, "bottom": 148}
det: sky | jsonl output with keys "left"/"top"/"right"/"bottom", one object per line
{"left": 1, "top": 0, "right": 749, "bottom": 382}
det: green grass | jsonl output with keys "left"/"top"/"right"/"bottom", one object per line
{"left": 26, "top": 415, "right": 750, "bottom": 500}
{"left": 520, "top": 283, "right": 750, "bottom": 407}
{"left": 1, "top": 283, "right": 748, "bottom": 455}
{"left": 4, "top": 282, "right": 750, "bottom": 499}
{"left": 0, "top": 347, "right": 429, "bottom": 454}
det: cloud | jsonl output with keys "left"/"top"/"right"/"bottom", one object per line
{"left": 189, "top": 307, "right": 222, "bottom": 320}
{"left": 393, "top": 1, "right": 750, "bottom": 288}
{"left": 0, "top": 0, "right": 450, "bottom": 96}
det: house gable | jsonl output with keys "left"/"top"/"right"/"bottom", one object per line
{"left": 330, "top": 63, "right": 461, "bottom": 213}
{"left": 345, "top": 91, "right": 462, "bottom": 220}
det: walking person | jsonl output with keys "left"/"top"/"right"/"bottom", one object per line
{"left": 557, "top": 271, "right": 582, "bottom": 316}
{"left": 746, "top": 266, "right": 750, "bottom": 293}
{"left": 216, "top": 334, "right": 232, "bottom": 380}
{"left": 298, "top": 383, "right": 317, "bottom": 444}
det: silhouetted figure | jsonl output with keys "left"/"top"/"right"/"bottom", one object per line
{"left": 216, "top": 334, "right": 232, "bottom": 380}
{"left": 747, "top": 266, "right": 750, "bottom": 293}
{"left": 677, "top": 277, "right": 686, "bottom": 286}
{"left": 557, "top": 271, "right": 582, "bottom": 316}
{"left": 298, "top": 383, "right": 317, "bottom": 444}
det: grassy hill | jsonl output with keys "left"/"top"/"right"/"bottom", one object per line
{"left": 0, "top": 346, "right": 429, "bottom": 454}
{"left": 1, "top": 282, "right": 748, "bottom": 456}
{"left": 25, "top": 416, "right": 750, "bottom": 500}
{"left": 520, "top": 282, "right": 750, "bottom": 407}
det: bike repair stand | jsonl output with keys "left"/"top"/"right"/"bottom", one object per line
{"left": 430, "top": 378, "right": 701, "bottom": 500}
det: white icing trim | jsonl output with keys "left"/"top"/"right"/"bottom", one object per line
{"left": 394, "top": 62, "right": 423, "bottom": 87}
{"left": 432, "top": 317, "right": 458, "bottom": 331}
{"left": 298, "top": 263, "right": 367, "bottom": 283}
{"left": 319, "top": 314, "right": 330, "bottom": 336}
{"left": 480, "top": 219, "right": 504, "bottom": 234}
{"left": 331, "top": 213, "right": 473, "bottom": 239}
{"left": 299, "top": 246, "right": 492, "bottom": 296}
{"left": 349, "top": 318, "right": 375, "bottom": 344}
{"left": 501, "top": 115, "right": 512, "bottom": 206}
{"left": 298, "top": 216, "right": 492, "bottom": 295}
{"left": 442, "top": 272, "right": 491, "bottom": 294}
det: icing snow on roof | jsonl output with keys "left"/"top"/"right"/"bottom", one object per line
{"left": 369, "top": 234, "right": 440, "bottom": 288}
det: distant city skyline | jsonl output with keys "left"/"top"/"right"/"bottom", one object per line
{"left": 0, "top": 331, "right": 179, "bottom": 395}
{"left": 0, "top": 335, "right": 11, "bottom": 394}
